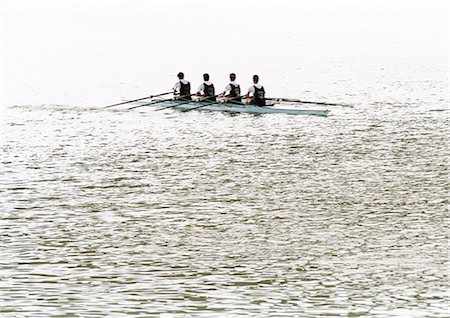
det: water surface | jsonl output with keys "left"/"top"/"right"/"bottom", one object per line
{"left": 1, "top": 0, "right": 448, "bottom": 317}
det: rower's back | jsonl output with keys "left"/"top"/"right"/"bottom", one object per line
{"left": 199, "top": 73, "right": 216, "bottom": 101}
{"left": 252, "top": 75, "right": 265, "bottom": 106}
{"left": 174, "top": 72, "right": 191, "bottom": 100}
{"left": 227, "top": 73, "right": 241, "bottom": 102}
{"left": 179, "top": 81, "right": 191, "bottom": 100}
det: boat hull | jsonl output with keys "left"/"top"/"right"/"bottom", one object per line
{"left": 154, "top": 101, "right": 330, "bottom": 116}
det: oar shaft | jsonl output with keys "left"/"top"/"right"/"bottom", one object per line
{"left": 155, "top": 99, "right": 194, "bottom": 111}
{"left": 156, "top": 94, "right": 216, "bottom": 112}
{"left": 132, "top": 94, "right": 242, "bottom": 112}
{"left": 180, "top": 95, "right": 222, "bottom": 112}
{"left": 181, "top": 94, "right": 267, "bottom": 112}
{"left": 131, "top": 93, "right": 195, "bottom": 110}
{"left": 104, "top": 91, "right": 172, "bottom": 108}
{"left": 267, "top": 97, "right": 353, "bottom": 107}
{"left": 156, "top": 94, "right": 222, "bottom": 112}
{"left": 129, "top": 98, "right": 173, "bottom": 110}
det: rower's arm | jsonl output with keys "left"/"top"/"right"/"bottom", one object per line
{"left": 173, "top": 82, "right": 180, "bottom": 95}
{"left": 197, "top": 83, "right": 205, "bottom": 96}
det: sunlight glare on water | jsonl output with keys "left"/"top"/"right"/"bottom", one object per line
{"left": 1, "top": 0, "right": 448, "bottom": 317}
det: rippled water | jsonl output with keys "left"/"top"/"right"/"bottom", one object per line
{"left": 1, "top": 0, "right": 449, "bottom": 316}
{"left": 1, "top": 103, "right": 448, "bottom": 317}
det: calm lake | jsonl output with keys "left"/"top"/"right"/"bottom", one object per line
{"left": 1, "top": 0, "right": 448, "bottom": 317}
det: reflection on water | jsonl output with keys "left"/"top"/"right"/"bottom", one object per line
{"left": 1, "top": 103, "right": 448, "bottom": 317}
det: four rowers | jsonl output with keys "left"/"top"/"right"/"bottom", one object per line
{"left": 173, "top": 72, "right": 265, "bottom": 106}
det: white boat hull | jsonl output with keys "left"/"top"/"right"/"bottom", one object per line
{"left": 152, "top": 101, "right": 330, "bottom": 116}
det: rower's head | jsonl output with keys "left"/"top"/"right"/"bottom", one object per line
{"left": 177, "top": 72, "right": 184, "bottom": 79}
{"left": 253, "top": 74, "right": 259, "bottom": 84}
{"left": 229, "top": 73, "right": 236, "bottom": 81}
{"left": 203, "top": 73, "right": 210, "bottom": 81}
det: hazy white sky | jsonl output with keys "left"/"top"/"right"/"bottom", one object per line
{"left": 1, "top": 0, "right": 448, "bottom": 107}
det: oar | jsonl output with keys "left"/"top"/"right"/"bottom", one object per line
{"left": 129, "top": 98, "right": 174, "bottom": 110}
{"left": 266, "top": 97, "right": 353, "bottom": 108}
{"left": 182, "top": 95, "right": 270, "bottom": 112}
{"left": 104, "top": 91, "right": 173, "bottom": 109}
{"left": 155, "top": 98, "right": 196, "bottom": 111}
{"left": 155, "top": 94, "right": 218, "bottom": 112}
{"left": 180, "top": 95, "right": 245, "bottom": 111}
{"left": 221, "top": 95, "right": 244, "bottom": 105}
{"left": 130, "top": 93, "right": 196, "bottom": 110}
{"left": 180, "top": 95, "right": 222, "bottom": 112}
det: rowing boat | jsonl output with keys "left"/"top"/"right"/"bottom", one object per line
{"left": 138, "top": 100, "right": 330, "bottom": 116}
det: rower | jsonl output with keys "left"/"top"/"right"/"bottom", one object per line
{"left": 245, "top": 74, "right": 265, "bottom": 106}
{"left": 173, "top": 72, "right": 192, "bottom": 100}
{"left": 197, "top": 73, "right": 216, "bottom": 101}
{"left": 221, "top": 73, "right": 241, "bottom": 102}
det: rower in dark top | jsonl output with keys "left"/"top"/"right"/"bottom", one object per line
{"left": 245, "top": 74, "right": 265, "bottom": 106}
{"left": 221, "top": 73, "right": 241, "bottom": 102}
{"left": 197, "top": 73, "right": 216, "bottom": 101}
{"left": 173, "top": 72, "right": 191, "bottom": 100}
